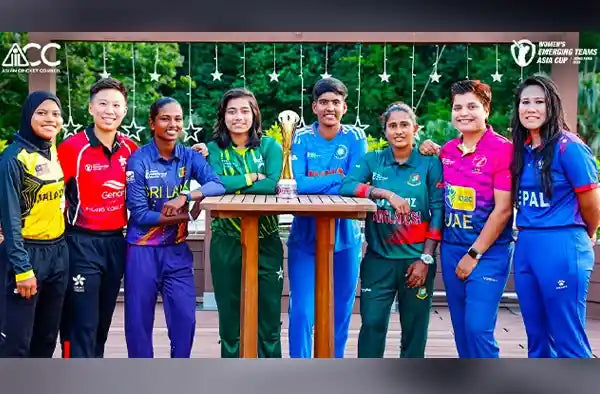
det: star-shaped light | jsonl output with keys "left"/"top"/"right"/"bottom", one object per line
{"left": 269, "top": 70, "right": 280, "bottom": 82}
{"left": 62, "top": 115, "right": 82, "bottom": 139}
{"left": 320, "top": 72, "right": 332, "bottom": 79}
{"left": 99, "top": 71, "right": 110, "bottom": 79}
{"left": 183, "top": 120, "right": 202, "bottom": 144}
{"left": 379, "top": 71, "right": 391, "bottom": 83}
{"left": 430, "top": 70, "right": 441, "bottom": 83}
{"left": 354, "top": 117, "right": 370, "bottom": 132}
{"left": 491, "top": 71, "right": 503, "bottom": 82}
{"left": 277, "top": 268, "right": 284, "bottom": 280}
{"left": 149, "top": 72, "right": 160, "bottom": 82}
{"left": 121, "top": 119, "right": 145, "bottom": 142}
{"left": 211, "top": 69, "right": 222, "bottom": 81}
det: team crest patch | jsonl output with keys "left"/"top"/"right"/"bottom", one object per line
{"left": 407, "top": 173, "right": 421, "bottom": 186}
{"left": 334, "top": 144, "right": 348, "bottom": 160}
{"left": 178, "top": 167, "right": 186, "bottom": 178}
{"left": 416, "top": 286, "right": 428, "bottom": 300}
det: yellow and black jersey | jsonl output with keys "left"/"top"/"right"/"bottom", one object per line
{"left": 0, "top": 134, "right": 65, "bottom": 278}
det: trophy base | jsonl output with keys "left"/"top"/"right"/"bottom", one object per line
{"left": 276, "top": 179, "right": 297, "bottom": 199}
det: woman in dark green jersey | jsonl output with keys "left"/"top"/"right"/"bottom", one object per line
{"left": 205, "top": 88, "right": 284, "bottom": 358}
{"left": 340, "top": 102, "right": 444, "bottom": 358}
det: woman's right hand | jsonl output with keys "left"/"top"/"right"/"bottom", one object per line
{"left": 387, "top": 192, "right": 411, "bottom": 215}
{"left": 419, "top": 139, "right": 441, "bottom": 156}
{"left": 16, "top": 276, "right": 37, "bottom": 299}
{"left": 192, "top": 143, "right": 208, "bottom": 157}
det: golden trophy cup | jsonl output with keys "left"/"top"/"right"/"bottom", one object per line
{"left": 276, "top": 110, "right": 300, "bottom": 199}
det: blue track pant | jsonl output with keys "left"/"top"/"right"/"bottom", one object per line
{"left": 124, "top": 243, "right": 196, "bottom": 358}
{"left": 287, "top": 244, "right": 361, "bottom": 358}
{"left": 441, "top": 242, "right": 512, "bottom": 358}
{"left": 514, "top": 227, "right": 593, "bottom": 358}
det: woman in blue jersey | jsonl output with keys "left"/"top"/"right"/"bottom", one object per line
{"left": 510, "top": 75, "right": 600, "bottom": 358}
{"left": 124, "top": 97, "right": 224, "bottom": 358}
{"left": 287, "top": 77, "right": 368, "bottom": 358}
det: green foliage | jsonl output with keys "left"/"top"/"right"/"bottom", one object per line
{"left": 263, "top": 123, "right": 282, "bottom": 145}
{"left": 578, "top": 72, "right": 600, "bottom": 155}
{"left": 366, "top": 134, "right": 388, "bottom": 152}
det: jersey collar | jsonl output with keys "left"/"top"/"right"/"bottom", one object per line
{"left": 383, "top": 145, "right": 418, "bottom": 167}
{"left": 456, "top": 125, "right": 493, "bottom": 156}
{"left": 85, "top": 126, "right": 122, "bottom": 154}
{"left": 149, "top": 139, "right": 183, "bottom": 162}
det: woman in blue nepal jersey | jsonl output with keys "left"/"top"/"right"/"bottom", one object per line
{"left": 510, "top": 74, "right": 600, "bottom": 358}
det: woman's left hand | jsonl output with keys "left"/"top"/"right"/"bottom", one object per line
{"left": 455, "top": 254, "right": 478, "bottom": 280}
{"left": 162, "top": 195, "right": 187, "bottom": 216}
{"left": 406, "top": 260, "right": 428, "bottom": 288}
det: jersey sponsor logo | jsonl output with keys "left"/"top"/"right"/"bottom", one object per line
{"left": 306, "top": 152, "right": 320, "bottom": 159}
{"left": 307, "top": 168, "right": 344, "bottom": 177}
{"left": 372, "top": 172, "right": 388, "bottom": 181}
{"left": 35, "top": 163, "right": 50, "bottom": 175}
{"left": 407, "top": 173, "right": 421, "bottom": 186}
{"left": 85, "top": 163, "right": 109, "bottom": 172}
{"left": 445, "top": 184, "right": 476, "bottom": 211}
{"left": 126, "top": 171, "right": 135, "bottom": 184}
{"left": 519, "top": 190, "right": 551, "bottom": 208}
{"left": 442, "top": 158, "right": 455, "bottom": 166}
{"left": 101, "top": 180, "right": 125, "bottom": 199}
{"left": 145, "top": 169, "right": 167, "bottom": 179}
{"left": 334, "top": 144, "right": 348, "bottom": 160}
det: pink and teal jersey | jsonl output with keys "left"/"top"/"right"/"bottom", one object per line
{"left": 439, "top": 126, "right": 514, "bottom": 246}
{"left": 516, "top": 131, "right": 598, "bottom": 229}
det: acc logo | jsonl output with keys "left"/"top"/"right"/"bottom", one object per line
{"left": 334, "top": 144, "right": 348, "bottom": 160}
{"left": 2, "top": 43, "right": 61, "bottom": 68}
{"left": 407, "top": 173, "right": 421, "bottom": 187}
{"left": 445, "top": 184, "right": 476, "bottom": 211}
{"left": 511, "top": 39, "right": 536, "bottom": 67}
{"left": 416, "top": 286, "right": 428, "bottom": 300}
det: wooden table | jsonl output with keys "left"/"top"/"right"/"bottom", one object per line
{"left": 199, "top": 194, "right": 376, "bottom": 358}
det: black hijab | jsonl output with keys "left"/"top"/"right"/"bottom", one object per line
{"left": 18, "top": 91, "right": 62, "bottom": 156}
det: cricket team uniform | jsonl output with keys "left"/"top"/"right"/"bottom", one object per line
{"left": 0, "top": 92, "right": 68, "bottom": 357}
{"left": 125, "top": 140, "right": 224, "bottom": 358}
{"left": 288, "top": 122, "right": 367, "bottom": 358}
{"left": 514, "top": 131, "right": 597, "bottom": 358}
{"left": 439, "top": 126, "right": 514, "bottom": 358}
{"left": 58, "top": 127, "right": 137, "bottom": 358}
{"left": 206, "top": 137, "right": 285, "bottom": 358}
{"left": 340, "top": 147, "right": 444, "bottom": 357}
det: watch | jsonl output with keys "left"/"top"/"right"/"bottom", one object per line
{"left": 180, "top": 190, "right": 192, "bottom": 202}
{"left": 420, "top": 253, "right": 434, "bottom": 265}
{"left": 467, "top": 247, "right": 482, "bottom": 260}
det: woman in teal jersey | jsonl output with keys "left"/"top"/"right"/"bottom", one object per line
{"left": 340, "top": 102, "right": 443, "bottom": 358}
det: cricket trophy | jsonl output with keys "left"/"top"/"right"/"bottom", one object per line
{"left": 276, "top": 110, "right": 300, "bottom": 198}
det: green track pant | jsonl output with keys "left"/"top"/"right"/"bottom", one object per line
{"left": 210, "top": 232, "right": 284, "bottom": 358}
{"left": 357, "top": 252, "right": 435, "bottom": 358}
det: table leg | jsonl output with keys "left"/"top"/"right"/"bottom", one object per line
{"left": 314, "top": 216, "right": 335, "bottom": 358}
{"left": 240, "top": 215, "right": 259, "bottom": 358}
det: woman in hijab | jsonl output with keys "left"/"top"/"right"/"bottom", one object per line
{"left": 0, "top": 91, "right": 69, "bottom": 357}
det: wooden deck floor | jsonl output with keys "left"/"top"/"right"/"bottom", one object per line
{"left": 57, "top": 304, "right": 600, "bottom": 358}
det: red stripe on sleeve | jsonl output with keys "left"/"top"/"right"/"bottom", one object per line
{"left": 355, "top": 184, "right": 371, "bottom": 198}
{"left": 575, "top": 184, "right": 599, "bottom": 193}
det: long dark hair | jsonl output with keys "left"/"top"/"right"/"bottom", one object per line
{"left": 213, "top": 88, "right": 262, "bottom": 149}
{"left": 510, "top": 74, "right": 569, "bottom": 208}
